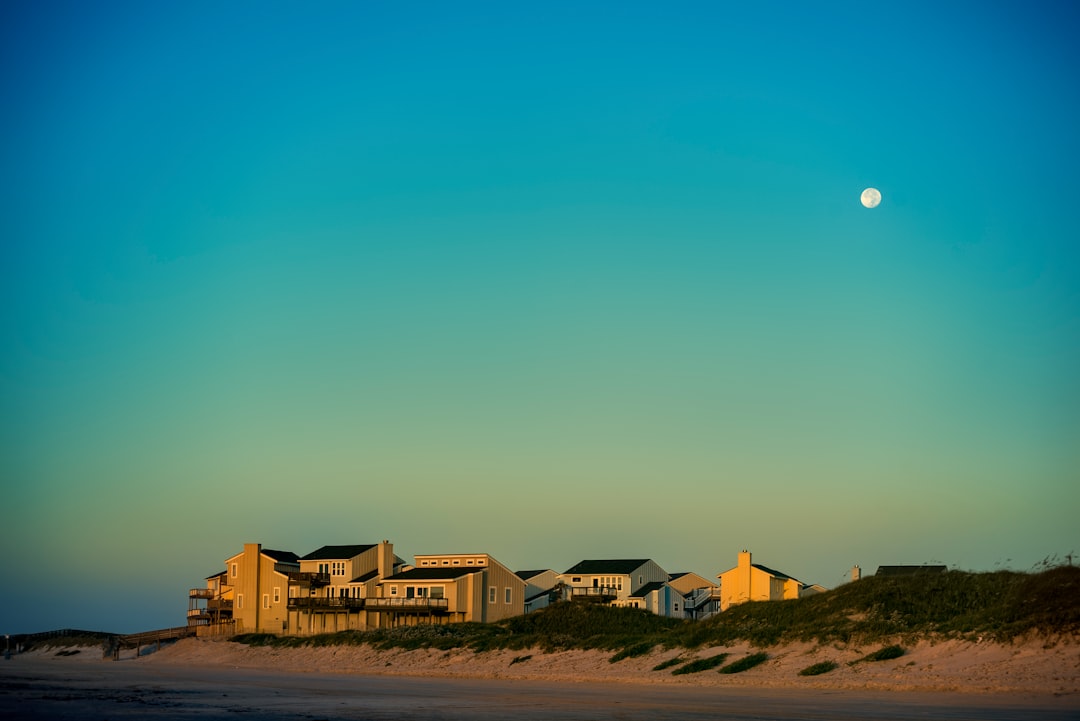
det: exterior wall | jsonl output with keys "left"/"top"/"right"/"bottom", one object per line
{"left": 668, "top": 573, "right": 717, "bottom": 596}
{"left": 559, "top": 561, "right": 670, "bottom": 608}
{"left": 717, "top": 550, "right": 804, "bottom": 611}
{"left": 227, "top": 543, "right": 292, "bottom": 634}
{"left": 522, "top": 570, "right": 558, "bottom": 612}
{"left": 410, "top": 553, "right": 525, "bottom": 622}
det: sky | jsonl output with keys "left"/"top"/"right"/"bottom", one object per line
{"left": 2, "top": 2, "right": 1078, "bottom": 634}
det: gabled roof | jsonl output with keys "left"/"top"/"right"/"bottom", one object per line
{"left": 263, "top": 549, "right": 299, "bottom": 563}
{"left": 350, "top": 569, "right": 380, "bottom": 584}
{"left": 301, "top": 544, "right": 376, "bottom": 561}
{"left": 206, "top": 570, "right": 227, "bottom": 580}
{"left": 383, "top": 567, "right": 480, "bottom": 581}
{"left": 629, "top": 581, "right": 668, "bottom": 598}
{"left": 669, "top": 572, "right": 689, "bottom": 581}
{"left": 564, "top": 559, "right": 651, "bottom": 575}
{"left": 752, "top": 563, "right": 798, "bottom": 582}
{"left": 875, "top": 565, "right": 948, "bottom": 577}
{"left": 516, "top": 569, "right": 551, "bottom": 580}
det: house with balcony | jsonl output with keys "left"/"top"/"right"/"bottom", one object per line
{"left": 668, "top": 572, "right": 722, "bottom": 620}
{"left": 188, "top": 570, "right": 234, "bottom": 633}
{"left": 288, "top": 541, "right": 402, "bottom": 635}
{"left": 558, "top": 559, "right": 680, "bottom": 616}
{"left": 372, "top": 553, "right": 525, "bottom": 626}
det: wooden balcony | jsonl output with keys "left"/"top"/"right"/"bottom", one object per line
{"left": 189, "top": 588, "right": 214, "bottom": 599}
{"left": 287, "top": 597, "right": 366, "bottom": 611}
{"left": 286, "top": 572, "right": 331, "bottom": 586}
{"left": 364, "top": 597, "right": 449, "bottom": 614}
{"left": 569, "top": 585, "right": 619, "bottom": 602}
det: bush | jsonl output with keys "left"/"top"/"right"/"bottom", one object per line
{"left": 798, "top": 660, "right": 838, "bottom": 676}
{"left": 652, "top": 656, "right": 684, "bottom": 671}
{"left": 610, "top": 642, "right": 655, "bottom": 663}
{"left": 671, "top": 654, "right": 729, "bottom": 675}
{"left": 858, "top": 645, "right": 905, "bottom": 663}
{"left": 718, "top": 652, "right": 769, "bottom": 674}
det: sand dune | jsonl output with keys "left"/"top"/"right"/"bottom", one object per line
{"left": 127, "top": 634, "right": 1080, "bottom": 696}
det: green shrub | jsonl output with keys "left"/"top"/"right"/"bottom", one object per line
{"left": 610, "top": 641, "right": 655, "bottom": 663}
{"left": 671, "top": 653, "right": 729, "bottom": 675}
{"left": 858, "top": 645, "right": 905, "bottom": 663}
{"left": 652, "top": 656, "right": 684, "bottom": 671}
{"left": 718, "top": 652, "right": 769, "bottom": 674}
{"left": 798, "top": 660, "right": 838, "bottom": 676}
{"left": 509, "top": 654, "right": 532, "bottom": 665}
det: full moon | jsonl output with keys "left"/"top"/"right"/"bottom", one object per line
{"left": 861, "top": 187, "right": 882, "bottom": 208}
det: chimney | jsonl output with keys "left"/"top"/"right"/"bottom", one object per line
{"left": 378, "top": 540, "right": 393, "bottom": 579}
{"left": 851, "top": 565, "right": 861, "bottom": 582}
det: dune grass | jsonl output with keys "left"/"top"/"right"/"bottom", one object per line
{"left": 718, "top": 652, "right": 769, "bottom": 674}
{"left": 798, "top": 660, "right": 839, "bottom": 676}
{"left": 670, "top": 653, "right": 729, "bottom": 675}
{"left": 230, "top": 564, "right": 1080, "bottom": 653}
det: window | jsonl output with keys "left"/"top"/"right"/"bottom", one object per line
{"left": 453, "top": 560, "right": 460, "bottom": 565}
{"left": 332, "top": 562, "right": 346, "bottom": 576}
{"left": 390, "top": 586, "right": 398, "bottom": 596}
{"left": 237, "top": 594, "right": 243, "bottom": 609}
{"left": 505, "top": 587, "right": 512, "bottom": 604}
{"left": 488, "top": 586, "right": 496, "bottom": 603}
{"left": 442, "top": 560, "right": 450, "bottom": 565}
{"left": 572, "top": 577, "right": 581, "bottom": 583}
{"left": 263, "top": 594, "right": 270, "bottom": 609}
{"left": 466, "top": 560, "right": 474, "bottom": 565}
{"left": 430, "top": 586, "right": 444, "bottom": 599}
{"left": 231, "top": 563, "right": 237, "bottom": 578}
{"left": 273, "top": 587, "right": 281, "bottom": 604}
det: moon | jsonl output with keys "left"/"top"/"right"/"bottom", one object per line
{"left": 861, "top": 187, "right": 882, "bottom": 208}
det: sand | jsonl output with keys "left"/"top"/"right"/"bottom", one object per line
{"left": 3, "top": 637, "right": 1079, "bottom": 720}
{"left": 121, "top": 634, "right": 1080, "bottom": 694}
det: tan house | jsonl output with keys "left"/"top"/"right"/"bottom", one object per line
{"left": 188, "top": 570, "right": 234, "bottom": 634}
{"left": 517, "top": 569, "right": 559, "bottom": 613}
{"left": 223, "top": 543, "right": 300, "bottom": 634}
{"left": 288, "top": 541, "right": 401, "bottom": 634}
{"left": 373, "top": 553, "right": 525, "bottom": 626}
{"left": 717, "top": 550, "right": 810, "bottom": 610}
{"left": 668, "top": 572, "right": 722, "bottom": 620}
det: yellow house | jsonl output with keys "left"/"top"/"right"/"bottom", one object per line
{"left": 716, "top": 550, "right": 806, "bottom": 611}
{"left": 372, "top": 553, "right": 525, "bottom": 626}
{"left": 224, "top": 543, "right": 299, "bottom": 634}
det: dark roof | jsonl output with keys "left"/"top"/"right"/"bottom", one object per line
{"left": 668, "top": 572, "right": 689, "bottom": 581}
{"left": 383, "top": 567, "right": 480, "bottom": 582}
{"left": 263, "top": 549, "right": 299, "bottom": 563}
{"left": 752, "top": 563, "right": 798, "bottom": 582}
{"left": 301, "top": 544, "right": 376, "bottom": 561}
{"left": 516, "top": 570, "right": 550, "bottom": 580}
{"left": 630, "top": 581, "right": 668, "bottom": 598}
{"left": 564, "top": 559, "right": 651, "bottom": 575}
{"left": 350, "top": 569, "right": 380, "bottom": 584}
{"left": 206, "top": 570, "right": 227, "bottom": 580}
{"left": 875, "top": 565, "right": 948, "bottom": 577}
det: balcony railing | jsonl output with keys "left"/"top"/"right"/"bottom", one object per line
{"left": 189, "top": 588, "right": 214, "bottom": 599}
{"left": 287, "top": 596, "right": 367, "bottom": 610}
{"left": 286, "top": 572, "right": 331, "bottom": 586}
{"left": 207, "top": 599, "right": 233, "bottom": 612}
{"left": 364, "top": 597, "right": 449, "bottom": 613}
{"left": 569, "top": 585, "right": 620, "bottom": 598}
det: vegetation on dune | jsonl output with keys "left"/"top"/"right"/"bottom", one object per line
{"left": 670, "top": 653, "right": 728, "bottom": 675}
{"left": 717, "top": 652, "right": 769, "bottom": 674}
{"left": 855, "top": 645, "right": 906, "bottom": 663}
{"left": 230, "top": 565, "right": 1080, "bottom": 654}
{"left": 798, "top": 660, "right": 839, "bottom": 676}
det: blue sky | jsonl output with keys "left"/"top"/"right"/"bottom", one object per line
{"left": 2, "top": 2, "right": 1078, "bottom": 633}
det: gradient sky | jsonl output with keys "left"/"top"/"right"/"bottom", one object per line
{"left": 2, "top": 2, "right": 1078, "bottom": 634}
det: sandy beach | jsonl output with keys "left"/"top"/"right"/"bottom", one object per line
{"left": 2, "top": 636, "right": 1077, "bottom": 720}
